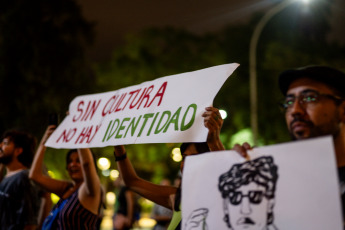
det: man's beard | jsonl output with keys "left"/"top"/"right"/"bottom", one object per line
{"left": 0, "top": 154, "right": 13, "bottom": 165}
{"left": 289, "top": 117, "right": 314, "bottom": 140}
{"left": 289, "top": 117, "right": 341, "bottom": 140}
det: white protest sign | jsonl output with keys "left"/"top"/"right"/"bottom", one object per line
{"left": 45, "top": 63, "right": 239, "bottom": 148}
{"left": 182, "top": 136, "right": 343, "bottom": 230}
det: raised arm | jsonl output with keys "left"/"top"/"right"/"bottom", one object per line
{"left": 29, "top": 125, "right": 71, "bottom": 197}
{"left": 77, "top": 148, "right": 102, "bottom": 214}
{"left": 114, "top": 145, "right": 177, "bottom": 210}
{"left": 202, "top": 106, "right": 225, "bottom": 151}
{"left": 78, "top": 148, "right": 100, "bottom": 196}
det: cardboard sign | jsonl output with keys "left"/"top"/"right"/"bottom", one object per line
{"left": 182, "top": 137, "right": 343, "bottom": 230}
{"left": 45, "top": 63, "right": 239, "bottom": 148}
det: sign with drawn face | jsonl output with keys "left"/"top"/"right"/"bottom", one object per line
{"left": 182, "top": 137, "right": 343, "bottom": 230}
{"left": 45, "top": 63, "right": 239, "bottom": 148}
{"left": 218, "top": 155, "right": 278, "bottom": 230}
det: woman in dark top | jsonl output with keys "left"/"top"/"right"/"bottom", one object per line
{"left": 113, "top": 176, "right": 139, "bottom": 230}
{"left": 29, "top": 125, "right": 103, "bottom": 229}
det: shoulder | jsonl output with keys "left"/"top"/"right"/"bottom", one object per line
{"left": 6, "top": 169, "right": 30, "bottom": 186}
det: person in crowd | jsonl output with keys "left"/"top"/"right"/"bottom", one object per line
{"left": 0, "top": 129, "right": 43, "bottom": 229}
{"left": 29, "top": 125, "right": 103, "bottom": 229}
{"left": 233, "top": 65, "right": 345, "bottom": 225}
{"left": 173, "top": 175, "right": 181, "bottom": 188}
{"left": 151, "top": 179, "right": 173, "bottom": 230}
{"left": 113, "top": 106, "right": 225, "bottom": 230}
{"left": 113, "top": 175, "right": 140, "bottom": 230}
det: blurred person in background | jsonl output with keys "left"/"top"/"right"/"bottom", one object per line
{"left": 0, "top": 129, "right": 47, "bottom": 229}
{"left": 151, "top": 178, "right": 173, "bottom": 230}
{"left": 113, "top": 175, "right": 141, "bottom": 230}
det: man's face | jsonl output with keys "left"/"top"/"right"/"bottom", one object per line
{"left": 285, "top": 78, "right": 344, "bottom": 140}
{"left": 227, "top": 182, "right": 269, "bottom": 230}
{"left": 0, "top": 137, "right": 16, "bottom": 165}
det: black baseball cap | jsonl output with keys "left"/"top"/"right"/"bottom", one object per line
{"left": 278, "top": 65, "right": 345, "bottom": 96}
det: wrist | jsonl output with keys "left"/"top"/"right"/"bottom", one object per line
{"left": 114, "top": 152, "right": 127, "bottom": 161}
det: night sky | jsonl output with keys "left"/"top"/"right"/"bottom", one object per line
{"left": 76, "top": 0, "right": 345, "bottom": 62}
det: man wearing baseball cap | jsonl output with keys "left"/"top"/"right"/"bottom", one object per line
{"left": 278, "top": 65, "right": 345, "bottom": 162}
{"left": 234, "top": 65, "right": 345, "bottom": 225}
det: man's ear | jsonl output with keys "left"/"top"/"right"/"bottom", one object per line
{"left": 14, "top": 147, "right": 23, "bottom": 157}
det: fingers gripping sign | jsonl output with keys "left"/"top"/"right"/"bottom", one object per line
{"left": 202, "top": 107, "right": 223, "bottom": 135}
{"left": 232, "top": 142, "right": 253, "bottom": 160}
{"left": 202, "top": 107, "right": 225, "bottom": 151}
{"left": 42, "top": 125, "right": 57, "bottom": 145}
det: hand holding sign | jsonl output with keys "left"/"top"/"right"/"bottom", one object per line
{"left": 202, "top": 107, "right": 225, "bottom": 151}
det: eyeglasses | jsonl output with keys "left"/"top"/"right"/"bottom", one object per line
{"left": 229, "top": 190, "right": 264, "bottom": 205}
{"left": 280, "top": 90, "right": 343, "bottom": 111}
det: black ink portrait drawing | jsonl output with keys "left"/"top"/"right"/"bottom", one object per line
{"left": 218, "top": 156, "right": 279, "bottom": 230}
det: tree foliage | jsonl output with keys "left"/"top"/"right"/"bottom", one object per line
{"left": 0, "top": 0, "right": 96, "bottom": 137}
{"left": 254, "top": 0, "right": 345, "bottom": 144}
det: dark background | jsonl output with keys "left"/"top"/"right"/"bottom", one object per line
{"left": 76, "top": 0, "right": 345, "bottom": 62}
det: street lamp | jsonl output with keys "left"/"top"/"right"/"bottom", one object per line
{"left": 249, "top": 0, "right": 309, "bottom": 145}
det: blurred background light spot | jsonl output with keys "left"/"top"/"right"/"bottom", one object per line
{"left": 138, "top": 217, "right": 156, "bottom": 228}
{"left": 51, "top": 193, "right": 60, "bottom": 204}
{"left": 301, "top": 0, "right": 311, "bottom": 4}
{"left": 47, "top": 170, "right": 56, "bottom": 178}
{"left": 106, "top": 192, "right": 116, "bottom": 206}
{"left": 102, "top": 169, "right": 110, "bottom": 177}
{"left": 110, "top": 169, "right": 120, "bottom": 181}
{"left": 219, "top": 109, "right": 228, "bottom": 119}
{"left": 230, "top": 128, "right": 254, "bottom": 147}
{"left": 97, "top": 157, "right": 111, "bottom": 170}
{"left": 171, "top": 147, "right": 182, "bottom": 162}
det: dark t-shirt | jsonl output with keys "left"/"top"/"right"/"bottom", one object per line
{"left": 115, "top": 186, "right": 140, "bottom": 218}
{"left": 0, "top": 169, "right": 41, "bottom": 230}
{"left": 116, "top": 186, "right": 129, "bottom": 215}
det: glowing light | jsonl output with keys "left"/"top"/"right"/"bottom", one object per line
{"left": 230, "top": 128, "right": 254, "bottom": 147}
{"left": 301, "top": 0, "right": 310, "bottom": 4}
{"left": 51, "top": 193, "right": 60, "bottom": 204}
{"left": 110, "top": 169, "right": 120, "bottom": 181}
{"left": 97, "top": 157, "right": 111, "bottom": 170}
{"left": 102, "top": 169, "right": 110, "bottom": 177}
{"left": 141, "top": 198, "right": 154, "bottom": 205}
{"left": 219, "top": 109, "right": 228, "bottom": 119}
{"left": 172, "top": 154, "right": 182, "bottom": 162}
{"left": 47, "top": 170, "right": 56, "bottom": 178}
{"left": 106, "top": 192, "right": 116, "bottom": 206}
{"left": 171, "top": 147, "right": 182, "bottom": 162}
{"left": 172, "top": 147, "right": 181, "bottom": 155}
{"left": 138, "top": 217, "right": 156, "bottom": 228}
